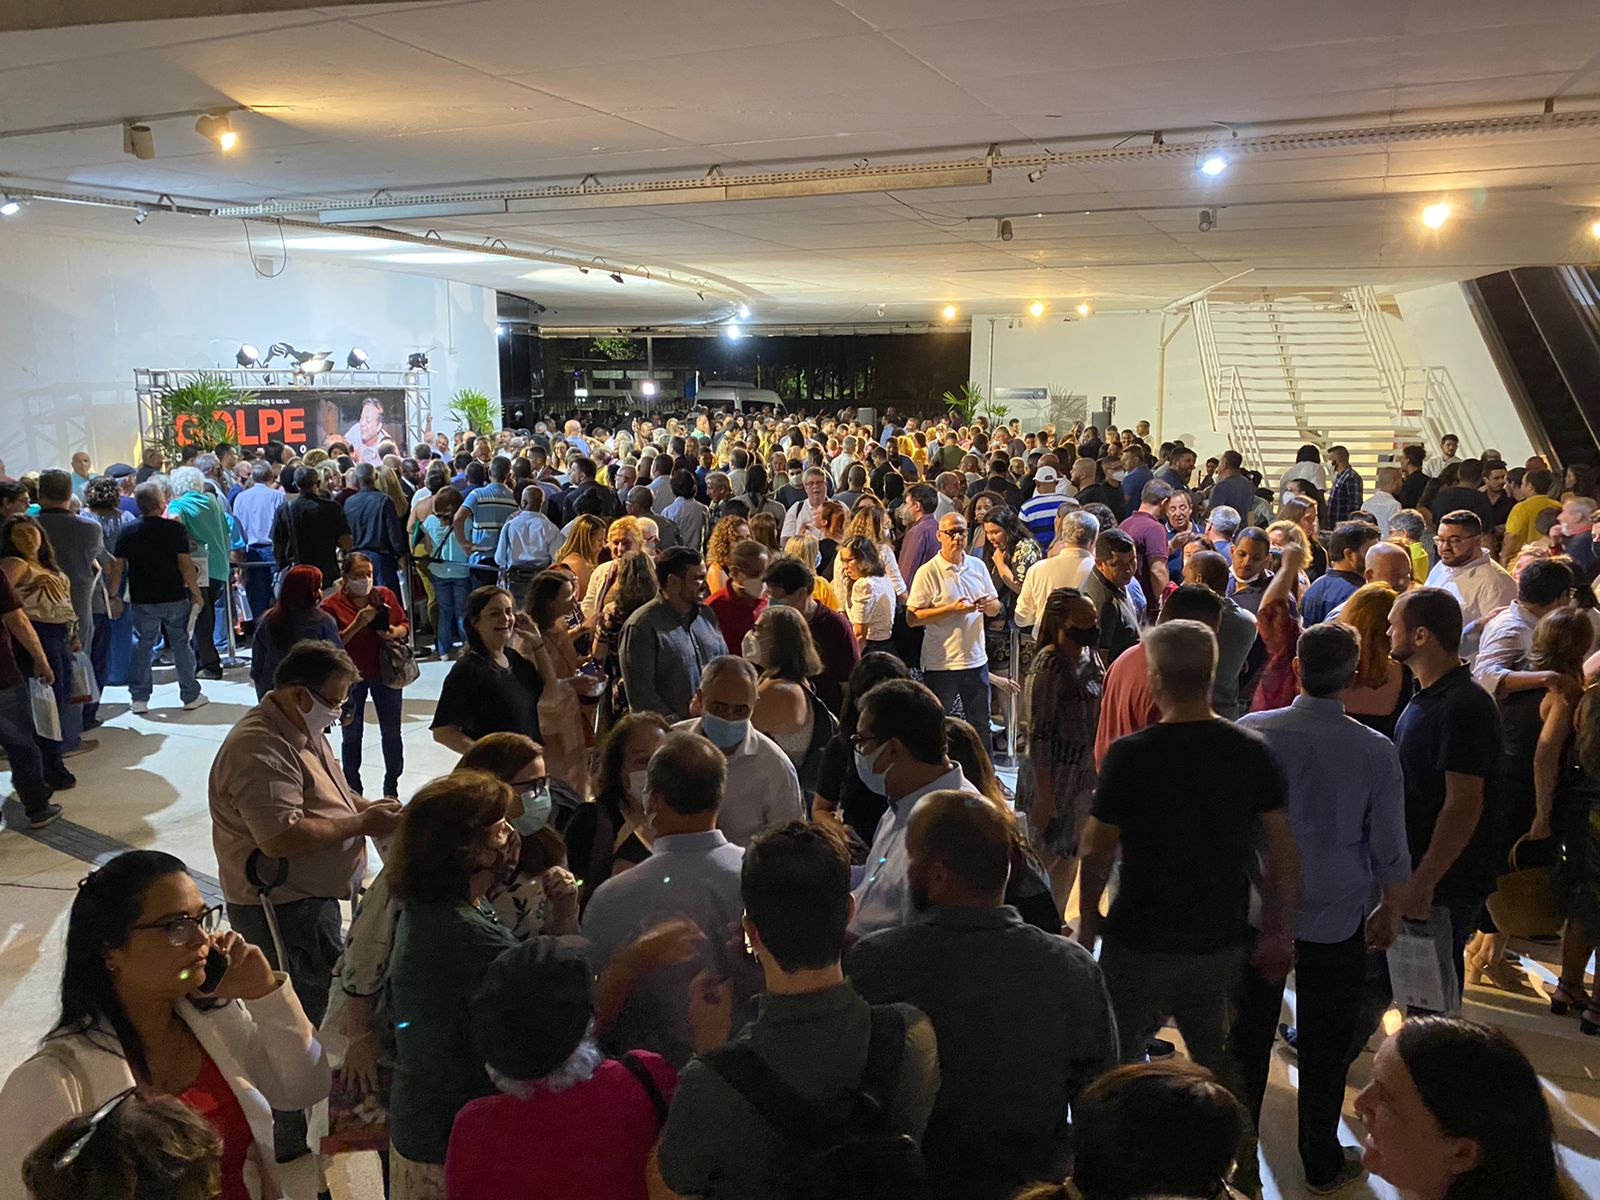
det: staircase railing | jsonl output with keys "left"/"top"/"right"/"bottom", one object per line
{"left": 1349, "top": 285, "right": 1411, "bottom": 427}
{"left": 1214, "top": 365, "right": 1265, "bottom": 475}
{"left": 1191, "top": 298, "right": 1223, "bottom": 432}
{"left": 1402, "top": 366, "right": 1489, "bottom": 460}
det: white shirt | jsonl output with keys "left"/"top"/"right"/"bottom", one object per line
{"left": 933, "top": 492, "right": 957, "bottom": 518}
{"left": 1363, "top": 490, "right": 1401, "bottom": 536}
{"left": 1014, "top": 546, "right": 1096, "bottom": 635}
{"left": 495, "top": 509, "right": 564, "bottom": 567}
{"left": 1471, "top": 600, "right": 1539, "bottom": 698}
{"left": 581, "top": 558, "right": 620, "bottom": 623}
{"left": 1278, "top": 461, "right": 1328, "bottom": 494}
{"left": 908, "top": 552, "right": 992, "bottom": 672}
{"left": 833, "top": 541, "right": 905, "bottom": 600}
{"left": 850, "top": 764, "right": 978, "bottom": 936}
{"left": 1425, "top": 550, "right": 1516, "bottom": 665}
{"left": 847, "top": 574, "right": 897, "bottom": 642}
{"left": 1425, "top": 452, "right": 1462, "bottom": 478}
{"left": 781, "top": 498, "right": 828, "bottom": 540}
{"left": 830, "top": 451, "right": 856, "bottom": 487}
{"left": 673, "top": 718, "right": 804, "bottom": 847}
{"left": 649, "top": 475, "right": 677, "bottom": 515}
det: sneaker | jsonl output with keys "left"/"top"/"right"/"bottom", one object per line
{"left": 1306, "top": 1149, "right": 1367, "bottom": 1195}
{"left": 131, "top": 700, "right": 149, "bottom": 714}
{"left": 28, "top": 804, "right": 64, "bottom": 830}
{"left": 183, "top": 694, "right": 210, "bottom": 712}
{"left": 200, "top": 668, "right": 224, "bottom": 681}
{"left": 62, "top": 739, "right": 98, "bottom": 758}
{"left": 45, "top": 772, "right": 76, "bottom": 791}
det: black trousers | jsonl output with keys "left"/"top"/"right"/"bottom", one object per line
{"left": 193, "top": 582, "right": 222, "bottom": 672}
{"left": 228, "top": 897, "right": 344, "bottom": 1149}
{"left": 1230, "top": 929, "right": 1373, "bottom": 1187}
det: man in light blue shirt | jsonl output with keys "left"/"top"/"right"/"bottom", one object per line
{"left": 231, "top": 462, "right": 285, "bottom": 629}
{"left": 1236, "top": 623, "right": 1410, "bottom": 1194}
{"left": 848, "top": 679, "right": 978, "bottom": 937}
{"left": 581, "top": 730, "right": 747, "bottom": 1065}
{"left": 454, "top": 455, "right": 517, "bottom": 587}
{"left": 493, "top": 487, "right": 563, "bottom": 572}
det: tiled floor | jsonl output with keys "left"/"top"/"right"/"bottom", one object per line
{"left": 1, "top": 660, "right": 1597, "bottom": 1199}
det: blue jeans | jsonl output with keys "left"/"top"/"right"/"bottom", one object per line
{"left": 32, "top": 621, "right": 82, "bottom": 753}
{"left": 432, "top": 575, "right": 469, "bottom": 656}
{"left": 84, "top": 610, "right": 112, "bottom": 727}
{"left": 129, "top": 600, "right": 201, "bottom": 704}
{"left": 244, "top": 545, "right": 276, "bottom": 628}
{"left": 364, "top": 550, "right": 401, "bottom": 597}
{"left": 0, "top": 680, "right": 52, "bottom": 816}
{"left": 342, "top": 678, "right": 404, "bottom": 797}
{"left": 925, "top": 664, "right": 991, "bottom": 742}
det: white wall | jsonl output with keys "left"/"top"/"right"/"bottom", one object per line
{"left": 1388, "top": 283, "right": 1534, "bottom": 464}
{"left": 967, "top": 309, "right": 1221, "bottom": 458}
{"left": 0, "top": 226, "right": 501, "bottom": 473}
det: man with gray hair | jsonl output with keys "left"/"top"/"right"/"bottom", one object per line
{"left": 1236, "top": 623, "right": 1408, "bottom": 1193}
{"left": 1203, "top": 503, "right": 1241, "bottom": 560}
{"left": 345, "top": 461, "right": 408, "bottom": 595}
{"left": 675, "top": 655, "right": 803, "bottom": 847}
{"left": 1077, "top": 619, "right": 1298, "bottom": 1141}
{"left": 1015, "top": 508, "right": 1100, "bottom": 636}
{"left": 627, "top": 485, "right": 681, "bottom": 550}
{"left": 167, "top": 464, "right": 232, "bottom": 678}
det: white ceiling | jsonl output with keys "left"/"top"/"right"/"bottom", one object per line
{"left": 3, "top": 0, "right": 1600, "bottom": 325}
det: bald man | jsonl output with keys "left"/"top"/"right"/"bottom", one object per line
{"left": 1324, "top": 541, "right": 1415, "bottom": 622}
{"left": 847, "top": 789, "right": 1117, "bottom": 1197}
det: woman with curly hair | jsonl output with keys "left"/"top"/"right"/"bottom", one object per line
{"left": 704, "top": 514, "right": 751, "bottom": 598}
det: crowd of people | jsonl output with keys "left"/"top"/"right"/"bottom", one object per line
{"left": 0, "top": 408, "right": 1590, "bottom": 1200}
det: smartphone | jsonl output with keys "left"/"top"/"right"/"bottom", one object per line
{"left": 196, "top": 947, "right": 229, "bottom": 995}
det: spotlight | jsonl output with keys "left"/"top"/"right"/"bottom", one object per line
{"left": 641, "top": 381, "right": 658, "bottom": 396}
{"left": 496, "top": 325, "right": 506, "bottom": 337}
{"left": 296, "top": 352, "right": 334, "bottom": 375}
{"left": 609, "top": 272, "right": 625, "bottom": 284}
{"left": 407, "top": 352, "right": 430, "bottom": 371}
{"left": 942, "top": 304, "right": 958, "bottom": 320}
{"left": 1199, "top": 154, "right": 1228, "bottom": 177}
{"left": 1028, "top": 301, "right": 1046, "bottom": 318}
{"left": 1591, "top": 219, "right": 1600, "bottom": 240}
{"left": 1026, "top": 167, "right": 1046, "bottom": 184}
{"left": 236, "top": 344, "right": 261, "bottom": 367}
{"left": 0, "top": 195, "right": 20, "bottom": 218}
{"left": 997, "top": 218, "right": 1014, "bottom": 242}
{"left": 195, "top": 112, "right": 239, "bottom": 153}
{"left": 133, "top": 204, "right": 149, "bottom": 225}
{"left": 1197, "top": 208, "right": 1216, "bottom": 233}
{"left": 725, "top": 323, "right": 743, "bottom": 340}
{"left": 1421, "top": 202, "right": 1452, "bottom": 230}
{"left": 1076, "top": 301, "right": 1093, "bottom": 317}
{"left": 123, "top": 122, "right": 155, "bottom": 160}
{"left": 347, "top": 348, "right": 369, "bottom": 368}
{"left": 578, "top": 265, "right": 589, "bottom": 274}
{"left": 738, "top": 304, "right": 750, "bottom": 319}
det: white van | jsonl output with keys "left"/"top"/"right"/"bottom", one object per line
{"left": 693, "top": 383, "right": 787, "bottom": 415}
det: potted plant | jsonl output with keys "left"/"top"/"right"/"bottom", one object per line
{"left": 155, "top": 373, "right": 253, "bottom": 464}
{"left": 448, "top": 388, "right": 500, "bottom": 437}
{"left": 942, "top": 380, "right": 984, "bottom": 424}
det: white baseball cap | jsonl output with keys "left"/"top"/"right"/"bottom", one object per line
{"left": 1035, "top": 466, "right": 1060, "bottom": 482}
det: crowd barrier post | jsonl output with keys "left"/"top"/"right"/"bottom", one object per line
{"left": 218, "top": 567, "right": 246, "bottom": 669}
{"left": 1006, "top": 625, "right": 1020, "bottom": 763}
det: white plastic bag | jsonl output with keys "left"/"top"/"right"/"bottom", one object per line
{"left": 69, "top": 651, "right": 99, "bottom": 705}
{"left": 1386, "top": 906, "right": 1459, "bottom": 1014}
{"left": 29, "top": 677, "right": 61, "bottom": 742}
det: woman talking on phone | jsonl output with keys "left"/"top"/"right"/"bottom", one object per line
{"left": 0, "top": 849, "right": 330, "bottom": 1200}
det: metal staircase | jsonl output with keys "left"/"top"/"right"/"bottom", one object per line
{"left": 1192, "top": 286, "right": 1482, "bottom": 486}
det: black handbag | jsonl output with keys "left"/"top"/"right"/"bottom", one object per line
{"left": 378, "top": 637, "right": 420, "bottom": 688}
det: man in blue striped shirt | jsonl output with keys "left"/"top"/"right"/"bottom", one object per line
{"left": 1020, "top": 466, "right": 1071, "bottom": 544}
{"left": 454, "top": 455, "right": 517, "bottom": 588}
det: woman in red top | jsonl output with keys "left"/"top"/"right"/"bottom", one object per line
{"left": 1249, "top": 542, "right": 1306, "bottom": 714}
{"left": 706, "top": 538, "right": 769, "bottom": 658}
{"left": 323, "top": 552, "right": 410, "bottom": 800}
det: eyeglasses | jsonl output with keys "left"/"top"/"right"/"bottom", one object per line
{"left": 54, "top": 1087, "right": 136, "bottom": 1169}
{"left": 848, "top": 733, "right": 882, "bottom": 751}
{"left": 129, "top": 905, "right": 223, "bottom": 947}
{"left": 938, "top": 528, "right": 967, "bottom": 539}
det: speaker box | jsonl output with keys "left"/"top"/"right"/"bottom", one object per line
{"left": 857, "top": 407, "right": 877, "bottom": 427}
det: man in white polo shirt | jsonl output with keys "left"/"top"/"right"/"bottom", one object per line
{"left": 908, "top": 511, "right": 1002, "bottom": 741}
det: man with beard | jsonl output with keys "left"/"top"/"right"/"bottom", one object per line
{"left": 847, "top": 791, "right": 1117, "bottom": 1200}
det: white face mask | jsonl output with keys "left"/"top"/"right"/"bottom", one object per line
{"left": 347, "top": 577, "right": 373, "bottom": 596}
{"left": 302, "top": 690, "right": 342, "bottom": 733}
{"left": 626, "top": 768, "right": 650, "bottom": 805}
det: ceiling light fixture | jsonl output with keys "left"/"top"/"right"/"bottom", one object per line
{"left": 942, "top": 304, "right": 958, "bottom": 320}
{"left": 1027, "top": 167, "right": 1046, "bottom": 183}
{"left": 0, "top": 195, "right": 20, "bottom": 218}
{"left": 997, "top": 218, "right": 1014, "bottom": 241}
{"left": 738, "top": 303, "right": 750, "bottom": 319}
{"left": 1076, "top": 301, "right": 1093, "bottom": 317}
{"left": 609, "top": 272, "right": 625, "bottom": 284}
{"left": 123, "top": 122, "right": 155, "bottom": 160}
{"left": 1197, "top": 208, "right": 1216, "bottom": 232}
{"left": 877, "top": 304, "right": 887, "bottom": 317}
{"left": 407, "top": 352, "right": 430, "bottom": 371}
{"left": 1590, "top": 218, "right": 1600, "bottom": 239}
{"left": 1421, "top": 201, "right": 1452, "bottom": 229}
{"left": 236, "top": 344, "right": 261, "bottom": 367}
{"left": 195, "top": 112, "right": 239, "bottom": 153}
{"left": 1199, "top": 154, "right": 1228, "bottom": 177}
{"left": 133, "top": 204, "right": 149, "bottom": 225}
{"left": 1028, "top": 301, "right": 1046, "bottom": 318}
{"left": 725, "top": 323, "right": 743, "bottom": 340}
{"left": 347, "top": 348, "right": 369, "bottom": 368}
{"left": 496, "top": 325, "right": 505, "bottom": 337}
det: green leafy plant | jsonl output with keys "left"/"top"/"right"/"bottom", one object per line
{"left": 155, "top": 374, "right": 252, "bottom": 463}
{"left": 591, "top": 336, "right": 643, "bottom": 361}
{"left": 448, "top": 387, "right": 500, "bottom": 436}
{"left": 942, "top": 380, "right": 984, "bottom": 423}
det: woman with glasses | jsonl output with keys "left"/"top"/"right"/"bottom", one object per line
{"left": 0, "top": 849, "right": 329, "bottom": 1200}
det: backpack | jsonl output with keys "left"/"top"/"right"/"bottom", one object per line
{"left": 704, "top": 1005, "right": 930, "bottom": 1200}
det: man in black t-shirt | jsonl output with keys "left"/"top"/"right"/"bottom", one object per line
{"left": 1428, "top": 457, "right": 1493, "bottom": 527}
{"left": 1077, "top": 619, "right": 1298, "bottom": 1108}
{"left": 1390, "top": 587, "right": 1502, "bottom": 1000}
{"left": 117, "top": 482, "right": 207, "bottom": 714}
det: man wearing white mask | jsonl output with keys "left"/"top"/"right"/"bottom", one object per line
{"left": 849, "top": 678, "right": 979, "bottom": 936}
{"left": 673, "top": 655, "right": 803, "bottom": 848}
{"left": 207, "top": 639, "right": 402, "bottom": 1156}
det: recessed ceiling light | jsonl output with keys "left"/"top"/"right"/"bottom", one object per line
{"left": 1588, "top": 218, "right": 1600, "bottom": 239}
{"left": 1199, "top": 154, "right": 1228, "bottom": 177}
{"left": 942, "top": 304, "right": 958, "bottom": 320}
{"left": 1421, "top": 201, "right": 1452, "bottom": 229}
{"left": 0, "top": 195, "right": 20, "bottom": 218}
{"left": 1028, "top": 301, "right": 1046, "bottom": 318}
{"left": 1076, "top": 301, "right": 1093, "bottom": 317}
